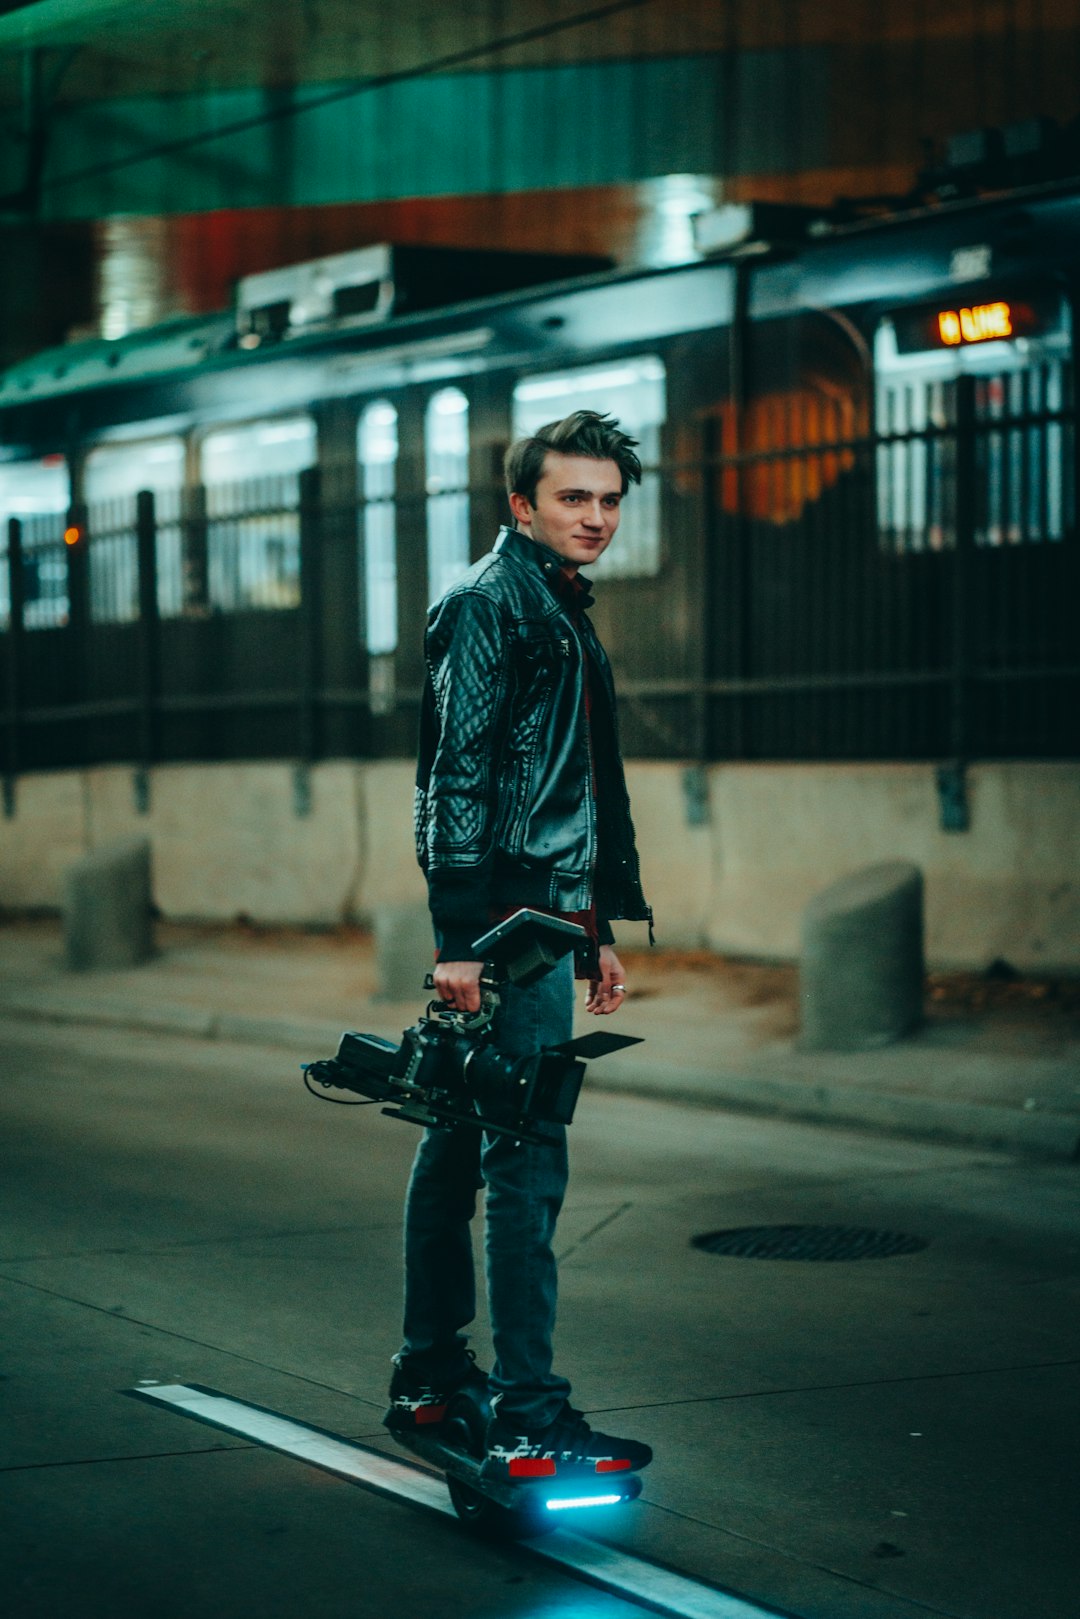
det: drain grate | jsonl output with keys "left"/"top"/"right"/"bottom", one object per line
{"left": 691, "top": 1225, "right": 928, "bottom": 1262}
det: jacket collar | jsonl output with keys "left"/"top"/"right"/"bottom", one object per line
{"left": 493, "top": 526, "right": 595, "bottom": 607}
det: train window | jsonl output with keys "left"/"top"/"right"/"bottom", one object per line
{"left": 199, "top": 416, "right": 316, "bottom": 611}
{"left": 0, "top": 456, "right": 70, "bottom": 631}
{"left": 83, "top": 438, "right": 185, "bottom": 622}
{"left": 704, "top": 315, "right": 868, "bottom": 528}
{"left": 425, "top": 388, "right": 471, "bottom": 605}
{"left": 512, "top": 357, "right": 665, "bottom": 578}
{"left": 875, "top": 291, "right": 1072, "bottom": 551}
{"left": 358, "top": 401, "right": 399, "bottom": 694}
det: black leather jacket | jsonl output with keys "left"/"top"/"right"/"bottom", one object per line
{"left": 415, "top": 526, "right": 652, "bottom": 961}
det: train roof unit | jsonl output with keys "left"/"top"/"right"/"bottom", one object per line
{"left": 0, "top": 244, "right": 611, "bottom": 416}
{"left": 234, "top": 244, "right": 610, "bottom": 346}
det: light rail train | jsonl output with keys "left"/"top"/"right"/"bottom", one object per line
{"left": 0, "top": 183, "right": 1076, "bottom": 779}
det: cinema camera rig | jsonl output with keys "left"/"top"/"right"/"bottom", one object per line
{"left": 303, "top": 909, "right": 641, "bottom": 1147}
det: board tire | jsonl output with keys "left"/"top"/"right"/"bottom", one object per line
{"left": 442, "top": 1393, "right": 554, "bottom": 1540}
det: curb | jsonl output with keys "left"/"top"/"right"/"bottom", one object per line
{"left": 0, "top": 991, "right": 216, "bottom": 1039}
{"left": 588, "top": 1060, "right": 1080, "bottom": 1162}
{"left": 2, "top": 991, "right": 1077, "bottom": 1162}
{"left": 0, "top": 992, "right": 338, "bottom": 1054}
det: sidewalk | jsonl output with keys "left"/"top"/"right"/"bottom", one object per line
{"left": 1, "top": 916, "right": 1077, "bottom": 1159}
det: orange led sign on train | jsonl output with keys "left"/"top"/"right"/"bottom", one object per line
{"left": 937, "top": 301, "right": 1014, "bottom": 346}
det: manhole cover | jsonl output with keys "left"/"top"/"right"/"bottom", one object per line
{"left": 691, "top": 1225, "right": 928, "bottom": 1261}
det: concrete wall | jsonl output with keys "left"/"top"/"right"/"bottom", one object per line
{"left": 0, "top": 761, "right": 425, "bottom": 927}
{"left": 1, "top": 759, "right": 1076, "bottom": 972}
{"left": 701, "top": 763, "right": 1080, "bottom": 972}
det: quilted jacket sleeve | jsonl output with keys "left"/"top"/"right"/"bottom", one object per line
{"left": 421, "top": 587, "right": 512, "bottom": 961}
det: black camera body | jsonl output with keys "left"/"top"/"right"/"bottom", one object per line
{"left": 303, "top": 910, "right": 641, "bottom": 1147}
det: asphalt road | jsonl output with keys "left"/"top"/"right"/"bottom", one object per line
{"left": 1, "top": 1015, "right": 1078, "bottom": 1619}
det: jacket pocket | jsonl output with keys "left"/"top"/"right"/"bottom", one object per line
{"left": 512, "top": 625, "right": 569, "bottom": 683}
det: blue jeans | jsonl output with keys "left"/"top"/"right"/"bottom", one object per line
{"left": 397, "top": 953, "right": 575, "bottom": 1430}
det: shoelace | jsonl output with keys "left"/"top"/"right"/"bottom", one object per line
{"left": 541, "top": 1409, "right": 596, "bottom": 1457}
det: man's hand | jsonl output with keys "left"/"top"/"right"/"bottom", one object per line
{"left": 586, "top": 945, "right": 627, "bottom": 1016}
{"left": 433, "top": 960, "right": 484, "bottom": 1013}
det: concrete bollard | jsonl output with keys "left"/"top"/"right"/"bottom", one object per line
{"left": 799, "top": 861, "right": 924, "bottom": 1051}
{"left": 64, "top": 837, "right": 155, "bottom": 971}
{"left": 373, "top": 903, "right": 436, "bottom": 1001}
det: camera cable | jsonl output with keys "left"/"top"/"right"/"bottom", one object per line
{"left": 302, "top": 1065, "right": 382, "bottom": 1105}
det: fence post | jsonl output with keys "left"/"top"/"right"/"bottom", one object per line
{"left": 690, "top": 417, "right": 714, "bottom": 767}
{"left": 950, "top": 375, "right": 977, "bottom": 763}
{"left": 295, "top": 465, "right": 321, "bottom": 814}
{"left": 65, "top": 503, "right": 89, "bottom": 762}
{"left": 727, "top": 259, "right": 751, "bottom": 761}
{"left": 66, "top": 500, "right": 89, "bottom": 634}
{"left": 135, "top": 490, "right": 159, "bottom": 812}
{"left": 3, "top": 517, "right": 24, "bottom": 815}
{"left": 181, "top": 482, "right": 209, "bottom": 615}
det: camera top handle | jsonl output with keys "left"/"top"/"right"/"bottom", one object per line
{"left": 422, "top": 909, "right": 589, "bottom": 1032}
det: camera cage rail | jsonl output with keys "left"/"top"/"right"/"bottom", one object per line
{"left": 303, "top": 909, "right": 642, "bottom": 1147}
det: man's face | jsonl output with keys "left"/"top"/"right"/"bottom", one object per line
{"left": 509, "top": 452, "right": 623, "bottom": 571}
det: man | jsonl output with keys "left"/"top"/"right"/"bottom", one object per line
{"left": 385, "top": 409, "right": 654, "bottom": 1479}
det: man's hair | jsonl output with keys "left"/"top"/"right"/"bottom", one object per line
{"left": 504, "top": 409, "right": 642, "bottom": 509}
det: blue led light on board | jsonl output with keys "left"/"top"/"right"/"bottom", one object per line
{"left": 545, "top": 1493, "right": 624, "bottom": 1512}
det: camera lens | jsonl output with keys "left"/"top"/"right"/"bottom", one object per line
{"left": 459, "top": 1043, "right": 521, "bottom": 1113}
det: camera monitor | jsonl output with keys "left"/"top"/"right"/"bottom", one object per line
{"left": 471, "top": 909, "right": 587, "bottom": 987}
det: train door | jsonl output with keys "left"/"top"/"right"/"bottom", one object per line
{"left": 354, "top": 381, "right": 474, "bottom": 727}
{"left": 698, "top": 308, "right": 873, "bottom": 760}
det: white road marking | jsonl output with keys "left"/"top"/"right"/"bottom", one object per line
{"left": 131, "top": 1384, "right": 781, "bottom": 1619}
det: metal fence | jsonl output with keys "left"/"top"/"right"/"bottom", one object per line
{"left": 2, "top": 385, "right": 1077, "bottom": 798}
{"left": 630, "top": 366, "right": 1076, "bottom": 764}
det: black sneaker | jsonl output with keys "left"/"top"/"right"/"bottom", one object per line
{"left": 384, "top": 1351, "right": 487, "bottom": 1433}
{"left": 482, "top": 1403, "right": 652, "bottom": 1482}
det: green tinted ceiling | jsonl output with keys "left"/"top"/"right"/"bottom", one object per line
{"left": 0, "top": 1, "right": 731, "bottom": 102}
{"left": 3, "top": 48, "right": 828, "bottom": 219}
